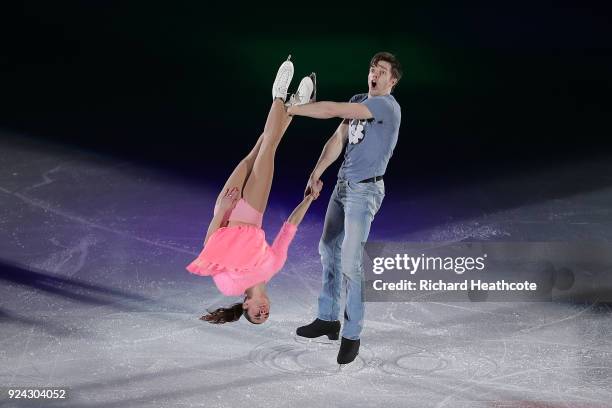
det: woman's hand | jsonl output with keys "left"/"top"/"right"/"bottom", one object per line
{"left": 219, "top": 187, "right": 240, "bottom": 211}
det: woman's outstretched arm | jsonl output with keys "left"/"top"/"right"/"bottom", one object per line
{"left": 286, "top": 195, "right": 313, "bottom": 226}
{"left": 287, "top": 180, "right": 322, "bottom": 226}
{"left": 267, "top": 185, "right": 322, "bottom": 275}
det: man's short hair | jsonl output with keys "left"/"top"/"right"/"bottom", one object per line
{"left": 370, "top": 51, "right": 402, "bottom": 90}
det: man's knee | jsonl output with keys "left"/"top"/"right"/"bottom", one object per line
{"left": 341, "top": 261, "right": 363, "bottom": 282}
{"left": 340, "top": 244, "right": 364, "bottom": 282}
{"left": 318, "top": 238, "right": 334, "bottom": 259}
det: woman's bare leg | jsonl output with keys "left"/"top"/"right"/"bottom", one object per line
{"left": 214, "top": 103, "right": 293, "bottom": 208}
{"left": 213, "top": 134, "right": 263, "bottom": 208}
{"left": 242, "top": 99, "right": 292, "bottom": 213}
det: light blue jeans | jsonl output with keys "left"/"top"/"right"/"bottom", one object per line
{"left": 317, "top": 179, "right": 385, "bottom": 340}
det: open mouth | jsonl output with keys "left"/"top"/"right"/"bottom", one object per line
{"left": 371, "top": 80, "right": 377, "bottom": 88}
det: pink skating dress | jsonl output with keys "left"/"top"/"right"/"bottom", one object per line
{"left": 186, "top": 200, "right": 297, "bottom": 296}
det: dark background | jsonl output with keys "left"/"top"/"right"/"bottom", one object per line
{"left": 1, "top": 3, "right": 611, "bottom": 197}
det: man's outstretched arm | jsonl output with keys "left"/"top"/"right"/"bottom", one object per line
{"left": 304, "top": 121, "right": 348, "bottom": 197}
{"left": 288, "top": 102, "right": 373, "bottom": 120}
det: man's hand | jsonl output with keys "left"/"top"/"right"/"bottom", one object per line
{"left": 305, "top": 177, "right": 323, "bottom": 199}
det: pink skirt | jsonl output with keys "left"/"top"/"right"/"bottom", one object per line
{"left": 186, "top": 224, "right": 267, "bottom": 276}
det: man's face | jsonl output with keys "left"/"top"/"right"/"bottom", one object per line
{"left": 368, "top": 60, "right": 397, "bottom": 96}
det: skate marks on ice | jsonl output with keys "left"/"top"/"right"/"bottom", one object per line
{"left": 373, "top": 302, "right": 612, "bottom": 406}
{"left": 241, "top": 301, "right": 612, "bottom": 406}
{"left": 247, "top": 337, "right": 374, "bottom": 376}
{"left": 0, "top": 183, "right": 199, "bottom": 257}
{"left": 29, "top": 235, "right": 98, "bottom": 279}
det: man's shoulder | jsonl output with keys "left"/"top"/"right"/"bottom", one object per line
{"left": 375, "top": 94, "right": 401, "bottom": 117}
{"left": 386, "top": 94, "right": 401, "bottom": 114}
{"left": 376, "top": 94, "right": 400, "bottom": 108}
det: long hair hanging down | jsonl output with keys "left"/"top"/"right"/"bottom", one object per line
{"left": 200, "top": 303, "right": 244, "bottom": 324}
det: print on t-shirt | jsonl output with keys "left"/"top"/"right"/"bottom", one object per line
{"left": 348, "top": 119, "right": 367, "bottom": 145}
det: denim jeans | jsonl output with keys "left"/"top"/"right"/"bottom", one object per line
{"left": 317, "top": 179, "right": 385, "bottom": 340}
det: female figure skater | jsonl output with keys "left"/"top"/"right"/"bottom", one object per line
{"left": 186, "top": 57, "right": 319, "bottom": 325}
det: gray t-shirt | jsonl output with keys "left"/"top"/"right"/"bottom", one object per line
{"left": 337, "top": 93, "right": 401, "bottom": 182}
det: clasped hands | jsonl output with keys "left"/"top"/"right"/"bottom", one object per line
{"left": 305, "top": 177, "right": 323, "bottom": 200}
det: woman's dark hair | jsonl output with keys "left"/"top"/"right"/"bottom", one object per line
{"left": 200, "top": 303, "right": 244, "bottom": 324}
{"left": 200, "top": 303, "right": 261, "bottom": 325}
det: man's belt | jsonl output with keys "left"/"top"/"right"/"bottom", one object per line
{"left": 358, "top": 176, "right": 383, "bottom": 183}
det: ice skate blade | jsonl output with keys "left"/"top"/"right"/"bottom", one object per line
{"left": 293, "top": 335, "right": 338, "bottom": 346}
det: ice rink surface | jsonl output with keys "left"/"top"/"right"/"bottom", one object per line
{"left": 1, "top": 134, "right": 611, "bottom": 407}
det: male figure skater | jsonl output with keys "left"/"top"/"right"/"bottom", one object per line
{"left": 287, "top": 52, "right": 402, "bottom": 364}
